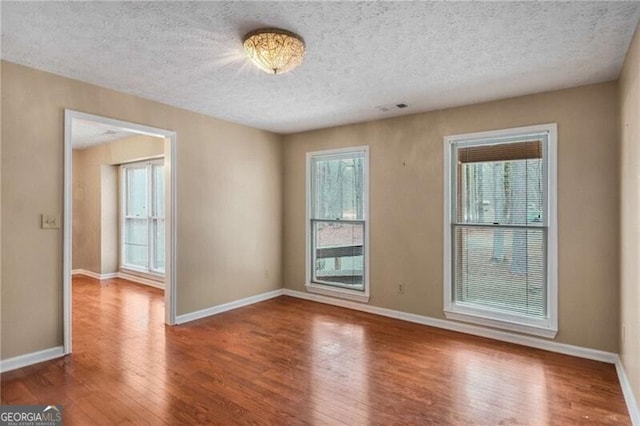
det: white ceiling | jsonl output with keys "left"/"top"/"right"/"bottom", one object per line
{"left": 71, "top": 119, "right": 141, "bottom": 149}
{"left": 2, "top": 2, "right": 639, "bottom": 135}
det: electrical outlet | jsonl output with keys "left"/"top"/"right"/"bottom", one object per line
{"left": 264, "top": 269, "right": 270, "bottom": 279}
{"left": 397, "top": 283, "right": 405, "bottom": 294}
{"left": 41, "top": 214, "right": 61, "bottom": 229}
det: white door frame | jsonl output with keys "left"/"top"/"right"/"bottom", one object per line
{"left": 63, "top": 110, "right": 177, "bottom": 354}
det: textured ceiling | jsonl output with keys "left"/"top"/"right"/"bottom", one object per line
{"left": 2, "top": 2, "right": 640, "bottom": 134}
{"left": 72, "top": 119, "right": 141, "bottom": 149}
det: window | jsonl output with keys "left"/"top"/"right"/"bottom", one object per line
{"left": 306, "top": 147, "right": 369, "bottom": 302}
{"left": 444, "top": 124, "right": 557, "bottom": 338}
{"left": 121, "top": 160, "right": 165, "bottom": 275}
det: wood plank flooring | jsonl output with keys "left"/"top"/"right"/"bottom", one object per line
{"left": 1, "top": 276, "right": 631, "bottom": 425}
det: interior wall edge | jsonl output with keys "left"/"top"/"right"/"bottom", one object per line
{"left": 615, "top": 357, "right": 640, "bottom": 424}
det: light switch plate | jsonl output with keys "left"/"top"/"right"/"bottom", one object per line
{"left": 41, "top": 214, "right": 61, "bottom": 229}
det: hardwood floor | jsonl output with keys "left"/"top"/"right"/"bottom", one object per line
{"left": 1, "top": 277, "right": 631, "bottom": 425}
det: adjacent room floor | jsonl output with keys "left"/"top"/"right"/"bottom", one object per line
{"left": 0, "top": 277, "right": 631, "bottom": 424}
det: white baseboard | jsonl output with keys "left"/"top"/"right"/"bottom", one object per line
{"left": 176, "top": 289, "right": 284, "bottom": 325}
{"left": 72, "top": 268, "right": 103, "bottom": 280}
{"left": 72, "top": 269, "right": 163, "bottom": 289}
{"left": 102, "top": 272, "right": 119, "bottom": 279}
{"left": 117, "top": 272, "right": 164, "bottom": 290}
{"left": 282, "top": 289, "right": 618, "bottom": 364}
{"left": 616, "top": 357, "right": 640, "bottom": 425}
{"left": 0, "top": 346, "right": 65, "bottom": 373}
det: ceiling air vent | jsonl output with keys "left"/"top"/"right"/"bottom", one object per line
{"left": 375, "top": 103, "right": 409, "bottom": 112}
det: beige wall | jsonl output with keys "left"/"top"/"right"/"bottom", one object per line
{"left": 1, "top": 61, "right": 283, "bottom": 359}
{"left": 72, "top": 135, "right": 165, "bottom": 274}
{"left": 101, "top": 165, "right": 118, "bottom": 274}
{"left": 283, "top": 82, "right": 620, "bottom": 352}
{"left": 0, "top": 61, "right": 3, "bottom": 358}
{"left": 0, "top": 57, "right": 625, "bottom": 361}
{"left": 620, "top": 24, "right": 640, "bottom": 410}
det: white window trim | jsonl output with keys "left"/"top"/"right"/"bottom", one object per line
{"left": 443, "top": 123, "right": 558, "bottom": 339}
{"left": 120, "top": 159, "right": 165, "bottom": 276}
{"left": 305, "top": 146, "right": 370, "bottom": 303}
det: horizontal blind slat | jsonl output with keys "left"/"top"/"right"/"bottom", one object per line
{"left": 453, "top": 225, "right": 546, "bottom": 317}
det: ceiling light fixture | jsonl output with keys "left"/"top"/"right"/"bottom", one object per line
{"left": 243, "top": 28, "right": 305, "bottom": 75}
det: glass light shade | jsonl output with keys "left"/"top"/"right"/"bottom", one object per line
{"left": 243, "top": 28, "right": 305, "bottom": 74}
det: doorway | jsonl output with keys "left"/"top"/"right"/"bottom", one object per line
{"left": 63, "top": 110, "right": 177, "bottom": 354}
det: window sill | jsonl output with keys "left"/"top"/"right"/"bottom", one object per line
{"left": 305, "top": 283, "right": 370, "bottom": 303}
{"left": 444, "top": 308, "right": 557, "bottom": 339}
